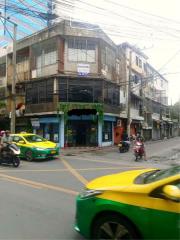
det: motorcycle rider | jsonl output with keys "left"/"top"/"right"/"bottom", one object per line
{"left": 0, "top": 130, "right": 5, "bottom": 152}
{"left": 121, "top": 131, "right": 130, "bottom": 149}
{"left": 135, "top": 132, "right": 147, "bottom": 160}
{"left": 1, "top": 130, "right": 13, "bottom": 152}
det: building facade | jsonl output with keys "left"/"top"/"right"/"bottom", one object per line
{"left": 0, "top": 20, "right": 176, "bottom": 147}
{"left": 0, "top": 20, "right": 123, "bottom": 147}
{"left": 117, "top": 43, "right": 172, "bottom": 141}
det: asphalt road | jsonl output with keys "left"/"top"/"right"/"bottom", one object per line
{"left": 0, "top": 137, "right": 179, "bottom": 239}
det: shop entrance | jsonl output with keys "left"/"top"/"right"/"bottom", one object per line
{"left": 67, "top": 120, "right": 98, "bottom": 147}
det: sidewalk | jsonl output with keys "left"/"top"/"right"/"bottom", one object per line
{"left": 60, "top": 137, "right": 179, "bottom": 156}
{"left": 61, "top": 145, "right": 117, "bottom": 156}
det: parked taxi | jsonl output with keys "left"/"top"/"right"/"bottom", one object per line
{"left": 75, "top": 165, "right": 180, "bottom": 239}
{"left": 11, "top": 133, "right": 59, "bottom": 161}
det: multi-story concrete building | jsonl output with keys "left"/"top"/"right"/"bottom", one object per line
{"left": 0, "top": 20, "right": 122, "bottom": 147}
{"left": 0, "top": 49, "right": 8, "bottom": 129}
{"left": 144, "top": 64, "right": 171, "bottom": 140}
{"left": 117, "top": 42, "right": 148, "bottom": 139}
{"left": 0, "top": 20, "right": 173, "bottom": 146}
{"left": 117, "top": 42, "right": 171, "bottom": 141}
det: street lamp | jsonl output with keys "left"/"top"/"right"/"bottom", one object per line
{"left": 0, "top": 14, "right": 17, "bottom": 133}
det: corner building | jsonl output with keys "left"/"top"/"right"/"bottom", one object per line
{"left": 20, "top": 21, "right": 121, "bottom": 147}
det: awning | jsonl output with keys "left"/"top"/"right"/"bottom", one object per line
{"left": 152, "top": 114, "right": 160, "bottom": 121}
{"left": 132, "top": 116, "right": 144, "bottom": 121}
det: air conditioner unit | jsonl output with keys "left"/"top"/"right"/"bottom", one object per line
{"left": 104, "top": 64, "right": 108, "bottom": 72}
{"left": 32, "top": 70, "right": 37, "bottom": 78}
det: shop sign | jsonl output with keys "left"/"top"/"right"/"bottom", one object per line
{"left": 31, "top": 118, "right": 40, "bottom": 127}
{"left": 77, "top": 64, "right": 90, "bottom": 76}
{"left": 104, "top": 133, "right": 109, "bottom": 140}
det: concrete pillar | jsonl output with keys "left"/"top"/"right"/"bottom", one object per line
{"left": 60, "top": 115, "right": 64, "bottom": 148}
{"left": 98, "top": 119, "right": 102, "bottom": 147}
{"left": 112, "top": 121, "right": 114, "bottom": 145}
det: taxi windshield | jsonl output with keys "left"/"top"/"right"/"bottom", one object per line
{"left": 135, "top": 165, "right": 180, "bottom": 184}
{"left": 144, "top": 165, "right": 180, "bottom": 184}
{"left": 24, "top": 135, "right": 47, "bottom": 143}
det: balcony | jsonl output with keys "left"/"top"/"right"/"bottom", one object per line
{"left": 25, "top": 102, "right": 58, "bottom": 115}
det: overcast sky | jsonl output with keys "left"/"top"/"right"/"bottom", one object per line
{"left": 57, "top": 0, "right": 180, "bottom": 104}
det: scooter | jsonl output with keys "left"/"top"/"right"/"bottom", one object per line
{"left": 118, "top": 140, "right": 130, "bottom": 153}
{"left": 134, "top": 141, "right": 144, "bottom": 161}
{"left": 0, "top": 143, "right": 20, "bottom": 167}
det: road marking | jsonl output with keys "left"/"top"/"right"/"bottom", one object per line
{"left": 0, "top": 173, "right": 78, "bottom": 196}
{"left": 0, "top": 169, "right": 69, "bottom": 173}
{"left": 61, "top": 158, "right": 88, "bottom": 185}
{"left": 64, "top": 156, "right": 146, "bottom": 168}
{"left": 1, "top": 177, "right": 43, "bottom": 189}
{"left": 0, "top": 165, "right": 142, "bottom": 173}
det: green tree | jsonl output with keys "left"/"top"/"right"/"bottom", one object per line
{"left": 171, "top": 100, "right": 180, "bottom": 120}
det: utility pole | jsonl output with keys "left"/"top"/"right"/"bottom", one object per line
{"left": 179, "top": 100, "right": 180, "bottom": 136}
{"left": 127, "top": 50, "right": 132, "bottom": 137}
{"left": 10, "top": 23, "right": 17, "bottom": 133}
{"left": 0, "top": 14, "right": 17, "bottom": 133}
{"left": 47, "top": 0, "right": 53, "bottom": 27}
{"left": 4, "top": 0, "right": 6, "bottom": 35}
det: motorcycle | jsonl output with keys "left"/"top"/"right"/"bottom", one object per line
{"left": 118, "top": 140, "right": 130, "bottom": 153}
{"left": 0, "top": 143, "right": 20, "bottom": 167}
{"left": 133, "top": 141, "right": 144, "bottom": 161}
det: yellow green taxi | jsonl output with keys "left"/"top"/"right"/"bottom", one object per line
{"left": 11, "top": 133, "right": 59, "bottom": 161}
{"left": 75, "top": 165, "right": 180, "bottom": 239}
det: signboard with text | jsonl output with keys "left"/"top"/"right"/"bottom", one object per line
{"left": 77, "top": 64, "right": 90, "bottom": 76}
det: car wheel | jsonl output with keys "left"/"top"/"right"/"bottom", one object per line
{"left": 119, "top": 147, "right": 123, "bottom": 153}
{"left": 25, "top": 150, "right": 33, "bottom": 161}
{"left": 92, "top": 213, "right": 138, "bottom": 239}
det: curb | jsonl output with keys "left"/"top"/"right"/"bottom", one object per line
{"left": 60, "top": 137, "right": 179, "bottom": 155}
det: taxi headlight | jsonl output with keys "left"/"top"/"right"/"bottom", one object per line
{"left": 36, "top": 147, "right": 45, "bottom": 151}
{"left": 79, "top": 189, "right": 103, "bottom": 199}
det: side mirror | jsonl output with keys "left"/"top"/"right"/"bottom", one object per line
{"left": 19, "top": 140, "right": 25, "bottom": 144}
{"left": 162, "top": 185, "right": 180, "bottom": 202}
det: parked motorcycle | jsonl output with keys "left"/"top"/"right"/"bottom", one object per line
{"left": 0, "top": 143, "right": 20, "bottom": 167}
{"left": 134, "top": 141, "right": 144, "bottom": 161}
{"left": 118, "top": 140, "right": 130, "bottom": 153}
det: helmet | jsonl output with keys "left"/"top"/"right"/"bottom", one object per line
{"left": 0, "top": 130, "right": 5, "bottom": 137}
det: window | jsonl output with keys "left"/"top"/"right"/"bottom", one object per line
{"left": 58, "top": 79, "right": 119, "bottom": 106}
{"left": 116, "top": 59, "right": 120, "bottom": 75}
{"left": 44, "top": 50, "right": 57, "bottom": 66}
{"left": 102, "top": 47, "right": 116, "bottom": 68}
{"left": 26, "top": 80, "right": 53, "bottom": 104}
{"left": 143, "top": 63, "right": 147, "bottom": 72}
{"left": 39, "top": 82, "right": 46, "bottom": 103}
{"left": 68, "top": 39, "right": 96, "bottom": 63}
{"left": 136, "top": 56, "right": 139, "bottom": 66}
{"left": 32, "top": 40, "right": 57, "bottom": 69}
{"left": 135, "top": 56, "right": 142, "bottom": 68}
{"left": 104, "top": 82, "right": 120, "bottom": 105}
{"left": 12, "top": 136, "right": 21, "bottom": 142}
{"left": 0, "top": 63, "right": 6, "bottom": 77}
{"left": 58, "top": 79, "right": 103, "bottom": 103}
{"left": 139, "top": 59, "right": 142, "bottom": 68}
{"left": 102, "top": 121, "right": 112, "bottom": 142}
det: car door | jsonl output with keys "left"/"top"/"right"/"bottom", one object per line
{"left": 148, "top": 180, "right": 180, "bottom": 239}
